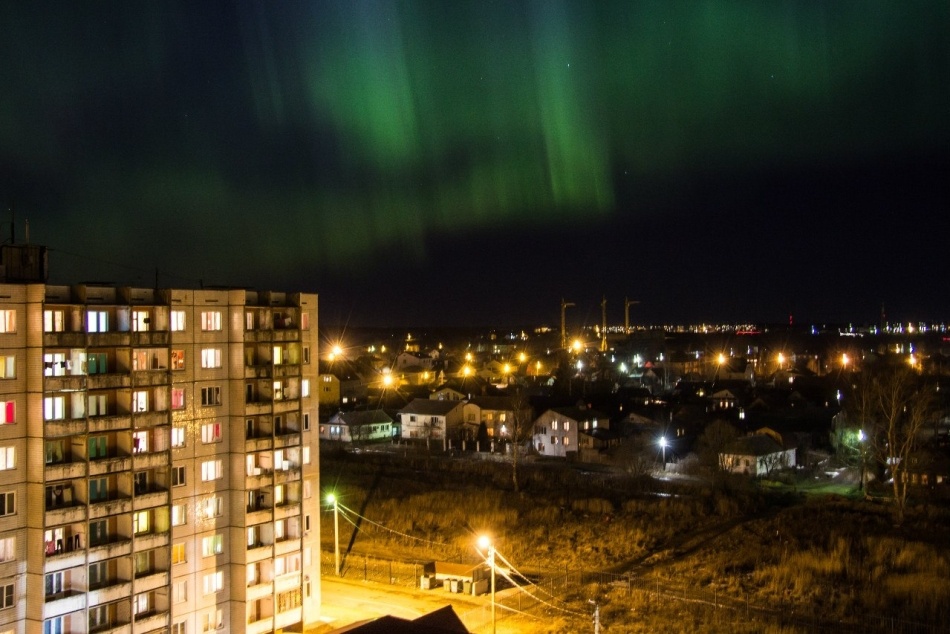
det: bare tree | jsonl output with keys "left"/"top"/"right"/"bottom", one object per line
{"left": 506, "top": 386, "right": 535, "bottom": 492}
{"left": 846, "top": 363, "right": 938, "bottom": 523}
{"left": 697, "top": 419, "right": 740, "bottom": 473}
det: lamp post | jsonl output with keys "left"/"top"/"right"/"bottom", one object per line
{"left": 327, "top": 494, "right": 340, "bottom": 576}
{"left": 477, "top": 535, "right": 496, "bottom": 634}
{"left": 659, "top": 436, "right": 667, "bottom": 468}
{"left": 857, "top": 430, "right": 866, "bottom": 491}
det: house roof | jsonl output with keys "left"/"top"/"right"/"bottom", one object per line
{"left": 333, "top": 409, "right": 393, "bottom": 427}
{"left": 548, "top": 407, "right": 607, "bottom": 423}
{"left": 330, "top": 605, "right": 469, "bottom": 633}
{"left": 724, "top": 434, "right": 785, "bottom": 457}
{"left": 400, "top": 398, "right": 464, "bottom": 416}
{"left": 465, "top": 395, "right": 517, "bottom": 411}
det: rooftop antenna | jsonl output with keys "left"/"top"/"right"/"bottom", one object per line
{"left": 560, "top": 298, "right": 575, "bottom": 349}
{"left": 624, "top": 297, "right": 640, "bottom": 334}
{"left": 600, "top": 296, "right": 608, "bottom": 352}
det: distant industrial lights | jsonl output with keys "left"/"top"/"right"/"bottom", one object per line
{"left": 717, "top": 353, "right": 726, "bottom": 365}
{"left": 572, "top": 339, "right": 582, "bottom": 353}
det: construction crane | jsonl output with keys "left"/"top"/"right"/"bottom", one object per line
{"left": 560, "top": 298, "right": 575, "bottom": 349}
{"left": 625, "top": 297, "right": 640, "bottom": 334}
{"left": 600, "top": 296, "right": 608, "bottom": 352}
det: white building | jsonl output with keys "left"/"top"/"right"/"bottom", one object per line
{"left": 0, "top": 246, "right": 321, "bottom": 634}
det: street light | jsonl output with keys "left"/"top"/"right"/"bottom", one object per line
{"left": 327, "top": 493, "right": 340, "bottom": 576}
{"left": 477, "top": 535, "right": 496, "bottom": 634}
{"left": 659, "top": 436, "right": 667, "bottom": 467}
{"left": 857, "top": 430, "right": 866, "bottom": 491}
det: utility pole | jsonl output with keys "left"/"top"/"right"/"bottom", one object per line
{"left": 624, "top": 298, "right": 640, "bottom": 334}
{"left": 600, "top": 296, "right": 607, "bottom": 352}
{"left": 590, "top": 600, "right": 601, "bottom": 634}
{"left": 560, "top": 298, "right": 575, "bottom": 349}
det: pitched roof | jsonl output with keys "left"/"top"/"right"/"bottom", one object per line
{"left": 548, "top": 407, "right": 607, "bottom": 423}
{"left": 399, "top": 398, "right": 464, "bottom": 416}
{"left": 724, "top": 434, "right": 784, "bottom": 456}
{"left": 330, "top": 605, "right": 469, "bottom": 633}
{"left": 465, "top": 395, "right": 517, "bottom": 410}
{"left": 334, "top": 409, "right": 393, "bottom": 427}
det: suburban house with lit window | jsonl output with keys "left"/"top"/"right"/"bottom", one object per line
{"left": 322, "top": 409, "right": 394, "bottom": 443}
{"left": 720, "top": 428, "right": 797, "bottom": 476}
{"left": 398, "top": 399, "right": 464, "bottom": 447}
{"left": 461, "top": 395, "right": 532, "bottom": 441}
{"left": 318, "top": 360, "right": 366, "bottom": 412}
{"left": 532, "top": 407, "right": 608, "bottom": 458}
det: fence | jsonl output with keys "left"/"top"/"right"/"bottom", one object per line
{"left": 320, "top": 552, "right": 943, "bottom": 634}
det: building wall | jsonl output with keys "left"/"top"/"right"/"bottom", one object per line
{"left": 0, "top": 283, "right": 320, "bottom": 634}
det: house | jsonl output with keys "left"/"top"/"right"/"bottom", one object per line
{"left": 461, "top": 395, "right": 533, "bottom": 441}
{"left": 329, "top": 605, "right": 469, "bottom": 633}
{"left": 398, "top": 398, "right": 465, "bottom": 446}
{"left": 532, "top": 407, "right": 608, "bottom": 458}
{"left": 395, "top": 350, "right": 438, "bottom": 371}
{"left": 322, "top": 409, "right": 395, "bottom": 443}
{"left": 721, "top": 428, "right": 797, "bottom": 476}
{"left": 319, "top": 359, "right": 367, "bottom": 410}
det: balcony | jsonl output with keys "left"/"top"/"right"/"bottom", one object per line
{"left": 89, "top": 414, "right": 132, "bottom": 432}
{"left": 273, "top": 399, "right": 300, "bottom": 415}
{"left": 245, "top": 365, "right": 273, "bottom": 379}
{"left": 88, "top": 538, "right": 133, "bottom": 562}
{"left": 43, "top": 591, "right": 86, "bottom": 619}
{"left": 245, "top": 471, "right": 272, "bottom": 490}
{"left": 44, "top": 331, "right": 87, "bottom": 348}
{"left": 274, "top": 433, "right": 301, "bottom": 449}
{"left": 89, "top": 497, "right": 133, "bottom": 519}
{"left": 246, "top": 543, "right": 274, "bottom": 563}
{"left": 131, "top": 371, "right": 169, "bottom": 388}
{"left": 90, "top": 621, "right": 131, "bottom": 634}
{"left": 246, "top": 581, "right": 273, "bottom": 601}
{"left": 275, "top": 608, "right": 302, "bottom": 630}
{"left": 44, "top": 375, "right": 86, "bottom": 391}
{"left": 275, "top": 538, "right": 301, "bottom": 557}
{"left": 274, "top": 466, "right": 301, "bottom": 484}
{"left": 45, "top": 549, "right": 86, "bottom": 572}
{"left": 45, "top": 419, "right": 87, "bottom": 437}
{"left": 245, "top": 437, "right": 273, "bottom": 452}
{"left": 245, "top": 401, "right": 271, "bottom": 416}
{"left": 88, "top": 580, "right": 133, "bottom": 605}
{"left": 87, "top": 332, "right": 131, "bottom": 347}
{"left": 132, "top": 452, "right": 168, "bottom": 470}
{"left": 246, "top": 617, "right": 274, "bottom": 634}
{"left": 133, "top": 611, "right": 169, "bottom": 633}
{"left": 130, "top": 331, "right": 170, "bottom": 347}
{"left": 133, "top": 531, "right": 169, "bottom": 551}
{"left": 89, "top": 456, "right": 132, "bottom": 476}
{"left": 46, "top": 503, "right": 87, "bottom": 526}
{"left": 246, "top": 508, "right": 271, "bottom": 525}
{"left": 133, "top": 490, "right": 168, "bottom": 511}
{"left": 46, "top": 460, "right": 87, "bottom": 480}
{"left": 273, "top": 364, "right": 301, "bottom": 379}
{"left": 274, "top": 571, "right": 302, "bottom": 593}
{"left": 133, "top": 570, "right": 169, "bottom": 593}
{"left": 275, "top": 502, "right": 301, "bottom": 520}
{"left": 273, "top": 330, "right": 300, "bottom": 342}
{"left": 132, "top": 411, "right": 169, "bottom": 428}
{"left": 87, "top": 373, "right": 132, "bottom": 390}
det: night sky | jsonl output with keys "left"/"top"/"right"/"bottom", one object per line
{"left": 2, "top": 2, "right": 948, "bottom": 328}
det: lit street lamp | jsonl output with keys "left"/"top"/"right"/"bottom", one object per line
{"left": 857, "top": 430, "right": 866, "bottom": 491}
{"left": 477, "top": 535, "right": 496, "bottom": 634}
{"left": 659, "top": 436, "right": 667, "bottom": 467}
{"left": 327, "top": 493, "right": 340, "bottom": 576}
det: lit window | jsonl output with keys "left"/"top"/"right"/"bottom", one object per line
{"left": 86, "top": 310, "right": 108, "bottom": 333}
{"left": 171, "top": 427, "right": 185, "bottom": 448}
{"left": 172, "top": 542, "right": 186, "bottom": 564}
{"left": 173, "top": 580, "right": 188, "bottom": 604}
{"left": 170, "top": 310, "right": 186, "bottom": 331}
{"left": 172, "top": 504, "right": 187, "bottom": 526}
{"left": 0, "top": 401, "right": 14, "bottom": 424}
{"left": 132, "top": 431, "right": 148, "bottom": 453}
{"left": 44, "top": 310, "right": 64, "bottom": 332}
{"left": 133, "top": 510, "right": 150, "bottom": 534}
{"left": 0, "top": 311, "right": 15, "bottom": 334}
{"left": 201, "top": 422, "right": 222, "bottom": 444}
{"left": 43, "top": 396, "right": 65, "bottom": 420}
{"left": 0, "top": 447, "right": 15, "bottom": 471}
{"left": 0, "top": 537, "right": 14, "bottom": 562}
{"left": 0, "top": 356, "right": 14, "bottom": 379}
{"left": 302, "top": 379, "right": 310, "bottom": 397}
{"left": 132, "top": 311, "right": 150, "bottom": 332}
{"left": 171, "top": 350, "right": 185, "bottom": 370}
{"left": 201, "top": 608, "right": 224, "bottom": 632}
{"left": 201, "top": 460, "right": 223, "bottom": 481}
{"left": 172, "top": 388, "right": 185, "bottom": 410}
{"left": 199, "top": 496, "right": 223, "bottom": 520}
{"left": 201, "top": 534, "right": 224, "bottom": 557}
{"left": 200, "top": 311, "right": 222, "bottom": 332}
{"left": 132, "top": 390, "right": 148, "bottom": 413}
{"left": 303, "top": 446, "right": 311, "bottom": 465}
{"left": 201, "top": 348, "right": 222, "bottom": 369}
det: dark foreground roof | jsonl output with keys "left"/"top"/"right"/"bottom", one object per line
{"left": 330, "top": 605, "right": 469, "bottom": 633}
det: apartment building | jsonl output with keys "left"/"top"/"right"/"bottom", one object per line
{"left": 0, "top": 251, "right": 320, "bottom": 634}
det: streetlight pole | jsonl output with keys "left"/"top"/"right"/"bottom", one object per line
{"left": 478, "top": 536, "right": 496, "bottom": 634}
{"left": 659, "top": 436, "right": 667, "bottom": 469}
{"left": 858, "top": 430, "right": 866, "bottom": 492}
{"left": 327, "top": 494, "right": 340, "bottom": 576}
